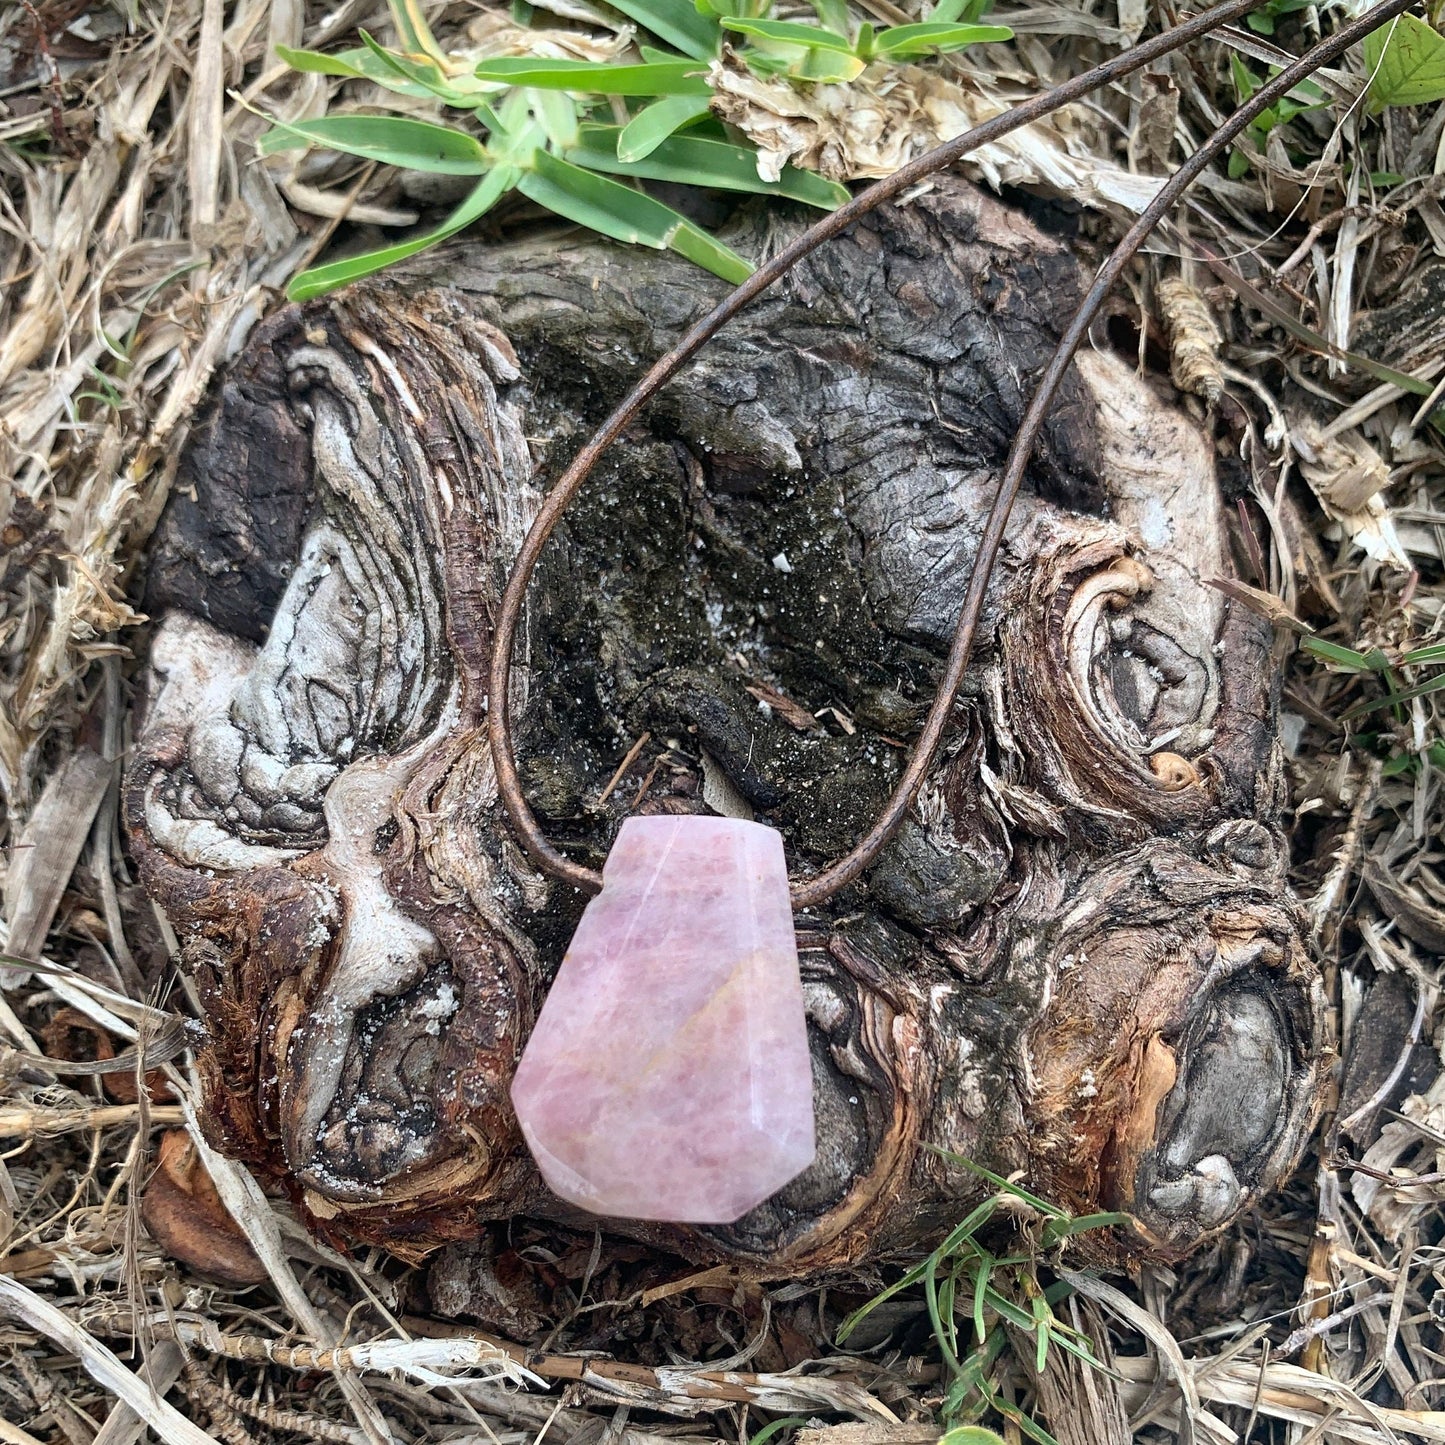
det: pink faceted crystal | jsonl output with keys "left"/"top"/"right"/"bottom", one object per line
{"left": 511, "top": 815, "right": 815, "bottom": 1223}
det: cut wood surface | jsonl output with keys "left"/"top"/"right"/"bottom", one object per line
{"left": 127, "top": 178, "right": 1324, "bottom": 1272}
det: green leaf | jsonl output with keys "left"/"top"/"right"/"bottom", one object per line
{"left": 924, "top": 1251, "right": 962, "bottom": 1376}
{"left": 385, "top": 0, "right": 446, "bottom": 63}
{"left": 527, "top": 87, "right": 580, "bottom": 148}
{"left": 609, "top": 0, "right": 720, "bottom": 58}
{"left": 697, "top": 0, "right": 773, "bottom": 16}
{"left": 747, "top": 1419, "right": 808, "bottom": 1445}
{"left": 617, "top": 94, "right": 712, "bottom": 160}
{"left": 1365, "top": 13, "right": 1445, "bottom": 109}
{"left": 725, "top": 17, "right": 867, "bottom": 81}
{"left": 808, "top": 0, "right": 852, "bottom": 34}
{"left": 1401, "top": 642, "right": 1445, "bottom": 665}
{"left": 971, "top": 1252, "right": 991, "bottom": 1343}
{"left": 939, "top": 1425, "right": 1007, "bottom": 1445}
{"left": 1028, "top": 1287, "right": 1050, "bottom": 1374}
{"left": 935, "top": 1264, "right": 960, "bottom": 1366}
{"left": 274, "top": 44, "right": 369, "bottom": 77}
{"left": 1039, "top": 1210, "right": 1132, "bottom": 1247}
{"left": 285, "top": 165, "right": 518, "bottom": 301}
{"left": 275, "top": 40, "right": 453, "bottom": 101}
{"left": 1302, "top": 636, "right": 1386, "bottom": 670}
{"left": 567, "top": 124, "right": 848, "bottom": 208}
{"left": 1231, "top": 52, "right": 1261, "bottom": 100}
{"left": 931, "top": 0, "right": 996, "bottom": 19}
{"left": 1382, "top": 741, "right": 1445, "bottom": 777}
{"left": 473, "top": 57, "right": 711, "bottom": 95}
{"left": 517, "top": 148, "right": 753, "bottom": 282}
{"left": 259, "top": 114, "right": 491, "bottom": 173}
{"left": 978, "top": 1385, "right": 1063, "bottom": 1445}
{"left": 873, "top": 20, "right": 1012, "bottom": 56}
{"left": 1340, "top": 672, "right": 1445, "bottom": 721}
{"left": 927, "top": 1149, "right": 1070, "bottom": 1217}
{"left": 792, "top": 49, "right": 868, "bottom": 81}
{"left": 477, "top": 88, "right": 533, "bottom": 143}
{"left": 721, "top": 17, "right": 855, "bottom": 51}
{"left": 356, "top": 30, "right": 485, "bottom": 104}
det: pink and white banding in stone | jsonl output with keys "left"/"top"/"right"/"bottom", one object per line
{"left": 511, "top": 815, "right": 816, "bottom": 1223}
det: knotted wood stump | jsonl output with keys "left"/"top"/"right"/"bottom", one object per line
{"left": 127, "top": 178, "right": 1325, "bottom": 1271}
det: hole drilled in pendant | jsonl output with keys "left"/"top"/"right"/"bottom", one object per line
{"left": 511, "top": 815, "right": 816, "bottom": 1224}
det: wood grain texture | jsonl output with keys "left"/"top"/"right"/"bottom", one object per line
{"left": 129, "top": 179, "right": 1325, "bottom": 1270}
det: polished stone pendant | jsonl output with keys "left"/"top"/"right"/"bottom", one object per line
{"left": 511, "top": 814, "right": 815, "bottom": 1223}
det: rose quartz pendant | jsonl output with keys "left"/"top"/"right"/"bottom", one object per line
{"left": 511, "top": 815, "right": 815, "bottom": 1223}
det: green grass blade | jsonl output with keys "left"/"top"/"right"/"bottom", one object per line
{"left": 971, "top": 1253, "right": 991, "bottom": 1343}
{"left": 617, "top": 94, "right": 713, "bottom": 161}
{"left": 947, "top": 1334, "right": 1006, "bottom": 1413}
{"left": 835, "top": 1195, "right": 1000, "bottom": 1346}
{"left": 528, "top": 87, "right": 580, "bottom": 148}
{"left": 1041, "top": 1327, "right": 1107, "bottom": 1369}
{"left": 259, "top": 114, "right": 491, "bottom": 173}
{"left": 835, "top": 1257, "right": 932, "bottom": 1343}
{"left": 978, "top": 1283, "right": 1036, "bottom": 1332}
{"left": 385, "top": 0, "right": 447, "bottom": 63}
{"left": 873, "top": 21, "right": 1012, "bottom": 55}
{"left": 924, "top": 1250, "right": 963, "bottom": 1376}
{"left": 928, "top": 1150, "right": 1069, "bottom": 1218}
{"left": 747, "top": 1419, "right": 807, "bottom": 1445}
{"left": 474, "top": 58, "right": 711, "bottom": 94}
{"left": 275, "top": 41, "right": 451, "bottom": 100}
{"left": 792, "top": 47, "right": 867, "bottom": 80}
{"left": 1029, "top": 1288, "right": 1050, "bottom": 1374}
{"left": 1302, "top": 636, "right": 1382, "bottom": 671}
{"left": 722, "top": 16, "right": 855, "bottom": 50}
{"left": 567, "top": 125, "right": 847, "bottom": 207}
{"left": 808, "top": 0, "right": 852, "bottom": 33}
{"left": 274, "top": 44, "right": 366, "bottom": 76}
{"left": 356, "top": 30, "right": 488, "bottom": 103}
{"left": 476, "top": 89, "right": 537, "bottom": 152}
{"left": 607, "top": 0, "right": 720, "bottom": 57}
{"left": 978, "top": 1386, "right": 1063, "bottom": 1445}
{"left": 1039, "top": 1210, "right": 1132, "bottom": 1248}
{"left": 666, "top": 218, "right": 754, "bottom": 282}
{"left": 1401, "top": 642, "right": 1445, "bottom": 665}
{"left": 937, "top": 1267, "right": 960, "bottom": 1362}
{"left": 518, "top": 149, "right": 752, "bottom": 282}
{"left": 923, "top": 1199, "right": 1001, "bottom": 1273}
{"left": 284, "top": 165, "right": 517, "bottom": 301}
{"left": 1340, "top": 672, "right": 1445, "bottom": 721}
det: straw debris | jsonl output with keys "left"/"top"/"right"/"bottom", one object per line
{"left": 3, "top": 0, "right": 1445, "bottom": 1440}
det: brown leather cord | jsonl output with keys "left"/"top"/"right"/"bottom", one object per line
{"left": 489, "top": 0, "right": 1417, "bottom": 907}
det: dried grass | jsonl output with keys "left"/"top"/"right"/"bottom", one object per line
{"left": 2, "top": 0, "right": 1445, "bottom": 1441}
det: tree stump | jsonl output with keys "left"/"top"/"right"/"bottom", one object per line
{"left": 127, "top": 178, "right": 1325, "bottom": 1272}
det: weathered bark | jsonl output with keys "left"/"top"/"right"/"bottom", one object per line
{"left": 126, "top": 178, "right": 1325, "bottom": 1272}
